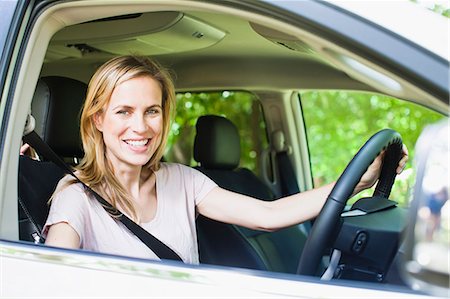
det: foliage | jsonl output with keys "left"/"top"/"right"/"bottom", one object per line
{"left": 431, "top": 4, "right": 450, "bottom": 17}
{"left": 166, "top": 90, "right": 445, "bottom": 207}
{"left": 411, "top": 0, "right": 450, "bottom": 17}
{"left": 300, "top": 91, "right": 445, "bottom": 206}
{"left": 165, "top": 91, "right": 267, "bottom": 174}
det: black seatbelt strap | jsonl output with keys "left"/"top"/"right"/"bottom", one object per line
{"left": 276, "top": 151, "right": 300, "bottom": 196}
{"left": 23, "top": 130, "right": 182, "bottom": 261}
{"left": 276, "top": 150, "right": 312, "bottom": 232}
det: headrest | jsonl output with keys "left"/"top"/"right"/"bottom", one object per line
{"left": 31, "top": 76, "right": 87, "bottom": 158}
{"left": 194, "top": 115, "right": 240, "bottom": 170}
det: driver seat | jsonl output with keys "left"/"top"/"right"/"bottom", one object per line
{"left": 18, "top": 76, "right": 86, "bottom": 242}
{"left": 194, "top": 115, "right": 308, "bottom": 273}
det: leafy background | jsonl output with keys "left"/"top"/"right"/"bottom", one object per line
{"left": 165, "top": 91, "right": 267, "bottom": 175}
{"left": 166, "top": 91, "right": 445, "bottom": 208}
{"left": 300, "top": 91, "right": 445, "bottom": 206}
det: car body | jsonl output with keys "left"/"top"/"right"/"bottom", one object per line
{"left": 0, "top": 0, "right": 448, "bottom": 297}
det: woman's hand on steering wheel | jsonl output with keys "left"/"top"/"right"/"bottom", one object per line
{"left": 353, "top": 144, "right": 409, "bottom": 197}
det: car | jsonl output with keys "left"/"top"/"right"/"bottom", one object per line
{"left": 0, "top": 0, "right": 448, "bottom": 297}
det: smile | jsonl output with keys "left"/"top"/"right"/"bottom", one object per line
{"left": 124, "top": 139, "right": 150, "bottom": 147}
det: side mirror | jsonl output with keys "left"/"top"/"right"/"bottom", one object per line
{"left": 403, "top": 120, "right": 449, "bottom": 296}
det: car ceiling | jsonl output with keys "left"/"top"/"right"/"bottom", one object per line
{"left": 33, "top": 2, "right": 448, "bottom": 115}
{"left": 40, "top": 10, "right": 371, "bottom": 92}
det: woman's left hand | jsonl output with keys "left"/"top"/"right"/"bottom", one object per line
{"left": 353, "top": 144, "right": 409, "bottom": 196}
{"left": 20, "top": 143, "right": 31, "bottom": 155}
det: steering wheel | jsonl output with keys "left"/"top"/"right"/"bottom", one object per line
{"left": 297, "top": 129, "right": 403, "bottom": 276}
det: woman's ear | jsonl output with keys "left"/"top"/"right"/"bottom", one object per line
{"left": 93, "top": 112, "right": 104, "bottom": 132}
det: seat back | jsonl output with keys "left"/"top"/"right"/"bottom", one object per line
{"left": 18, "top": 76, "right": 87, "bottom": 242}
{"left": 194, "top": 115, "right": 307, "bottom": 273}
{"left": 194, "top": 115, "right": 274, "bottom": 200}
{"left": 32, "top": 76, "right": 86, "bottom": 161}
{"left": 18, "top": 156, "right": 65, "bottom": 242}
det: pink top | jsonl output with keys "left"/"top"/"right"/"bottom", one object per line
{"left": 43, "top": 163, "right": 217, "bottom": 264}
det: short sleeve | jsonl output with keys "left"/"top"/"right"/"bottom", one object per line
{"left": 189, "top": 167, "right": 218, "bottom": 205}
{"left": 42, "top": 181, "right": 89, "bottom": 245}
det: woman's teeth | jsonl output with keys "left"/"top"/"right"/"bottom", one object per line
{"left": 125, "top": 139, "right": 149, "bottom": 147}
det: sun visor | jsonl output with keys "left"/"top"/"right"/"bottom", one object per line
{"left": 92, "top": 15, "right": 225, "bottom": 55}
{"left": 48, "top": 12, "right": 226, "bottom": 58}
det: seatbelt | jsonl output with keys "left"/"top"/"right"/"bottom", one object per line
{"left": 272, "top": 130, "right": 300, "bottom": 196}
{"left": 276, "top": 151, "right": 300, "bottom": 196}
{"left": 272, "top": 131, "right": 312, "bottom": 232}
{"left": 23, "top": 130, "right": 182, "bottom": 261}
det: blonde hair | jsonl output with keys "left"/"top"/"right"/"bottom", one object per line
{"left": 73, "top": 56, "right": 175, "bottom": 222}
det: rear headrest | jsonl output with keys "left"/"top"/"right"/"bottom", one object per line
{"left": 194, "top": 115, "right": 240, "bottom": 170}
{"left": 32, "top": 76, "right": 87, "bottom": 158}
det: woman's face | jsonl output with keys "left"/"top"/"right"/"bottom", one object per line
{"left": 94, "top": 76, "right": 163, "bottom": 171}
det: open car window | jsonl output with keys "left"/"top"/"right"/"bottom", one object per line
{"left": 300, "top": 90, "right": 446, "bottom": 206}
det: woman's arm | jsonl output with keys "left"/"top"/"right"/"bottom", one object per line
{"left": 197, "top": 182, "right": 334, "bottom": 232}
{"left": 44, "top": 178, "right": 88, "bottom": 249}
{"left": 197, "top": 145, "right": 408, "bottom": 232}
{"left": 45, "top": 222, "right": 80, "bottom": 249}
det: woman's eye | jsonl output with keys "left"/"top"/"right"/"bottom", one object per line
{"left": 116, "top": 110, "right": 129, "bottom": 115}
{"left": 146, "top": 108, "right": 160, "bottom": 115}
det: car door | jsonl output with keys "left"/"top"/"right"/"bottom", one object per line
{"left": 0, "top": 0, "right": 447, "bottom": 297}
{"left": 0, "top": 0, "right": 38, "bottom": 237}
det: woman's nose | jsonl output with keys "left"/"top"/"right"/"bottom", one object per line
{"left": 131, "top": 114, "right": 147, "bottom": 133}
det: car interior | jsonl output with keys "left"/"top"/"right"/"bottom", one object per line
{"left": 9, "top": 1, "right": 447, "bottom": 286}
{"left": 19, "top": 75, "right": 308, "bottom": 274}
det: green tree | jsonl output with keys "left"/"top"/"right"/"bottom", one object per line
{"left": 300, "top": 91, "right": 445, "bottom": 206}
{"left": 165, "top": 91, "right": 268, "bottom": 174}
{"left": 411, "top": 0, "right": 450, "bottom": 17}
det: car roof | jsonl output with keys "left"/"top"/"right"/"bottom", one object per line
{"left": 31, "top": 0, "right": 449, "bottom": 114}
{"left": 327, "top": 0, "right": 449, "bottom": 61}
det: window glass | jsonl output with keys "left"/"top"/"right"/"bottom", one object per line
{"left": 300, "top": 90, "right": 445, "bottom": 206}
{"left": 0, "top": 1, "right": 17, "bottom": 58}
{"left": 165, "top": 91, "right": 268, "bottom": 176}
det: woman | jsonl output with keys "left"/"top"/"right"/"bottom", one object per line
{"left": 44, "top": 56, "right": 408, "bottom": 264}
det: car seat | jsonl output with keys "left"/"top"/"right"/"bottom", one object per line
{"left": 18, "top": 76, "right": 87, "bottom": 242}
{"left": 194, "top": 115, "right": 308, "bottom": 274}
{"left": 31, "top": 76, "right": 85, "bottom": 163}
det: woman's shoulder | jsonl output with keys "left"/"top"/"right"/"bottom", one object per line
{"left": 158, "top": 162, "right": 200, "bottom": 176}
{"left": 56, "top": 174, "right": 83, "bottom": 190}
{"left": 52, "top": 174, "right": 87, "bottom": 202}
{"left": 158, "top": 162, "right": 215, "bottom": 187}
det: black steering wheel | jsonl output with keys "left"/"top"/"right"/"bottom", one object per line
{"left": 297, "top": 129, "right": 403, "bottom": 276}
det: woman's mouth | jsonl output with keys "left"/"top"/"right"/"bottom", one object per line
{"left": 124, "top": 139, "right": 150, "bottom": 147}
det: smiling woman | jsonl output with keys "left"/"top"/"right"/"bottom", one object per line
{"left": 1, "top": 0, "right": 448, "bottom": 297}
{"left": 94, "top": 76, "right": 164, "bottom": 169}
{"left": 41, "top": 54, "right": 406, "bottom": 269}
{"left": 43, "top": 56, "right": 212, "bottom": 263}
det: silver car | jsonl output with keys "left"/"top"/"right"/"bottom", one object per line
{"left": 1, "top": 0, "right": 448, "bottom": 297}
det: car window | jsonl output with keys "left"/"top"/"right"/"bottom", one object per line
{"left": 0, "top": 1, "right": 17, "bottom": 57}
{"left": 165, "top": 91, "right": 268, "bottom": 176}
{"left": 300, "top": 90, "right": 446, "bottom": 206}
{"left": 0, "top": 0, "right": 20, "bottom": 98}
